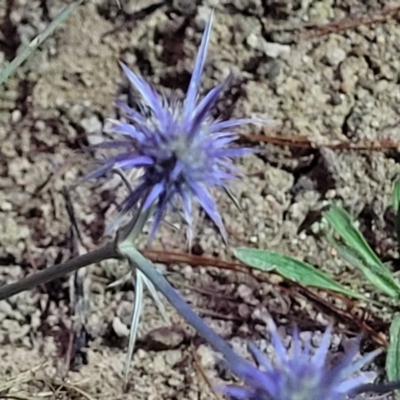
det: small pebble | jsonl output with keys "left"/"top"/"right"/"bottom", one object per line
{"left": 145, "top": 327, "right": 185, "bottom": 350}
{"left": 112, "top": 316, "right": 130, "bottom": 337}
{"left": 197, "top": 344, "right": 216, "bottom": 369}
{"left": 325, "top": 47, "right": 346, "bottom": 66}
{"left": 81, "top": 115, "right": 102, "bottom": 134}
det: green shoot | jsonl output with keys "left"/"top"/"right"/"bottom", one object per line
{"left": 324, "top": 206, "right": 400, "bottom": 298}
{"left": 387, "top": 314, "right": 400, "bottom": 400}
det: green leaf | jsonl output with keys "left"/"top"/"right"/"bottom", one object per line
{"left": 324, "top": 206, "right": 389, "bottom": 275}
{"left": 323, "top": 206, "right": 400, "bottom": 298}
{"left": 393, "top": 182, "right": 400, "bottom": 253}
{"left": 393, "top": 182, "right": 400, "bottom": 212}
{"left": 387, "top": 314, "right": 400, "bottom": 400}
{"left": 233, "top": 247, "right": 370, "bottom": 302}
{"left": 0, "top": 0, "right": 84, "bottom": 86}
{"left": 331, "top": 237, "right": 400, "bottom": 298}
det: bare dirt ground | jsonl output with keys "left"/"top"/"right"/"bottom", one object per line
{"left": 1, "top": 0, "right": 400, "bottom": 399}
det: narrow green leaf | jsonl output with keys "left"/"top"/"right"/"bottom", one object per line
{"left": 324, "top": 206, "right": 400, "bottom": 297}
{"left": 331, "top": 238, "right": 400, "bottom": 298}
{"left": 387, "top": 314, "right": 400, "bottom": 400}
{"left": 324, "top": 206, "right": 391, "bottom": 277}
{"left": 393, "top": 182, "right": 400, "bottom": 253}
{"left": 233, "top": 247, "right": 370, "bottom": 302}
{"left": 0, "top": 0, "right": 84, "bottom": 86}
{"left": 393, "top": 182, "right": 400, "bottom": 212}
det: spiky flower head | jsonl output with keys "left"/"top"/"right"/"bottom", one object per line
{"left": 88, "top": 13, "right": 261, "bottom": 241}
{"left": 223, "top": 317, "right": 381, "bottom": 400}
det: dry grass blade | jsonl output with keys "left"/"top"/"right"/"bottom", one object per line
{"left": 63, "top": 188, "right": 91, "bottom": 372}
{"left": 0, "top": 363, "right": 95, "bottom": 400}
{"left": 0, "top": 364, "right": 46, "bottom": 394}
{"left": 0, "top": 0, "right": 84, "bottom": 86}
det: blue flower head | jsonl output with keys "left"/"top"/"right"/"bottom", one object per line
{"left": 223, "top": 317, "right": 381, "bottom": 400}
{"left": 88, "top": 13, "right": 262, "bottom": 241}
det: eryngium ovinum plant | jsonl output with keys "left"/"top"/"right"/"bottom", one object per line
{"left": 85, "top": 11, "right": 264, "bottom": 379}
{"left": 222, "top": 315, "right": 383, "bottom": 400}
{"left": 0, "top": 11, "right": 396, "bottom": 398}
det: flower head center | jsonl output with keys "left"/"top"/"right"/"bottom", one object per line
{"left": 157, "top": 133, "right": 207, "bottom": 176}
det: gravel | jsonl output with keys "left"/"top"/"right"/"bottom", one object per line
{"left": 0, "top": 0, "right": 399, "bottom": 398}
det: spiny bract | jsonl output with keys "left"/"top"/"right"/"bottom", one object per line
{"left": 88, "top": 14, "right": 261, "bottom": 241}
{"left": 223, "top": 318, "right": 380, "bottom": 400}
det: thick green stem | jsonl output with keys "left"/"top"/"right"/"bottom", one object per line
{"left": 0, "top": 242, "right": 118, "bottom": 300}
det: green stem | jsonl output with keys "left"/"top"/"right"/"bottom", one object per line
{"left": 0, "top": 242, "right": 118, "bottom": 300}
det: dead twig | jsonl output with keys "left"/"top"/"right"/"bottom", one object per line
{"left": 302, "top": 4, "right": 400, "bottom": 39}
{"left": 243, "top": 133, "right": 399, "bottom": 152}
{"left": 63, "top": 188, "right": 90, "bottom": 372}
{"left": 142, "top": 249, "right": 389, "bottom": 347}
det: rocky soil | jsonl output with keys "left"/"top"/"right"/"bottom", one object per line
{"left": 1, "top": 0, "right": 400, "bottom": 399}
